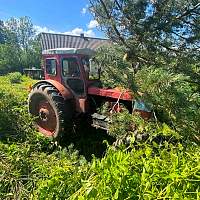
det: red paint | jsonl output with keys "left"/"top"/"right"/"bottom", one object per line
{"left": 37, "top": 100, "right": 57, "bottom": 137}
{"left": 42, "top": 54, "right": 89, "bottom": 112}
{"left": 44, "top": 54, "right": 62, "bottom": 83}
{"left": 43, "top": 54, "right": 87, "bottom": 95}
{"left": 88, "top": 86, "right": 134, "bottom": 101}
{"left": 46, "top": 80, "right": 73, "bottom": 100}
{"left": 134, "top": 110, "right": 152, "bottom": 120}
{"left": 33, "top": 80, "right": 73, "bottom": 100}
{"left": 75, "top": 98, "right": 87, "bottom": 113}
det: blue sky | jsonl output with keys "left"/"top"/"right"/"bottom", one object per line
{"left": 0, "top": 0, "right": 104, "bottom": 37}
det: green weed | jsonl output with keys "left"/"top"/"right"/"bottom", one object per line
{"left": 0, "top": 75, "right": 199, "bottom": 200}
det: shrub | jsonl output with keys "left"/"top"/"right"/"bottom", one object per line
{"left": 0, "top": 75, "right": 37, "bottom": 141}
{"left": 7, "top": 72, "right": 22, "bottom": 84}
{"left": 0, "top": 75, "right": 199, "bottom": 200}
{"left": 71, "top": 144, "right": 200, "bottom": 200}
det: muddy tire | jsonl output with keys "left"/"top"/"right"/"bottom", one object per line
{"left": 28, "top": 83, "right": 73, "bottom": 139}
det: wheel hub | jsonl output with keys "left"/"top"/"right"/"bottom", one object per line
{"left": 36, "top": 100, "right": 57, "bottom": 136}
{"left": 39, "top": 108, "right": 49, "bottom": 121}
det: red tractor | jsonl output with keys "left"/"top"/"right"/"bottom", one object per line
{"left": 28, "top": 34, "right": 151, "bottom": 139}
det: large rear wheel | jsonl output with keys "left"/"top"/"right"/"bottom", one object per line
{"left": 28, "top": 83, "right": 73, "bottom": 138}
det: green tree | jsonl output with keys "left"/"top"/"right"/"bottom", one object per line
{"left": 0, "top": 20, "right": 6, "bottom": 44}
{"left": 0, "top": 44, "right": 21, "bottom": 74}
{"left": 5, "top": 16, "right": 41, "bottom": 69}
{"left": 6, "top": 16, "right": 35, "bottom": 49}
{"left": 0, "top": 16, "right": 41, "bottom": 74}
{"left": 90, "top": 0, "right": 200, "bottom": 84}
{"left": 0, "top": 20, "right": 21, "bottom": 74}
{"left": 90, "top": 0, "right": 200, "bottom": 140}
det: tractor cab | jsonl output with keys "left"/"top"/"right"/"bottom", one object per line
{"left": 42, "top": 48, "right": 100, "bottom": 98}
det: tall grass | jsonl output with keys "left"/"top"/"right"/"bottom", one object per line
{"left": 0, "top": 74, "right": 199, "bottom": 199}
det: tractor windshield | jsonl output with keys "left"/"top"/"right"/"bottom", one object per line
{"left": 62, "top": 57, "right": 80, "bottom": 77}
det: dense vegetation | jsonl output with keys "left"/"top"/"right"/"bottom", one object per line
{"left": 0, "top": 73, "right": 199, "bottom": 199}
{"left": 0, "top": 0, "right": 200, "bottom": 199}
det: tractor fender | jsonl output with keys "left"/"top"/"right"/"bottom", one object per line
{"left": 32, "top": 80, "right": 73, "bottom": 100}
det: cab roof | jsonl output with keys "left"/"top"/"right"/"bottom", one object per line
{"left": 40, "top": 32, "right": 109, "bottom": 51}
{"left": 42, "top": 48, "right": 96, "bottom": 56}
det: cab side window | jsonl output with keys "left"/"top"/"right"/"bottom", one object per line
{"left": 46, "top": 59, "right": 56, "bottom": 76}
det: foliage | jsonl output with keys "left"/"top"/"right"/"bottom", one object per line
{"left": 71, "top": 144, "right": 200, "bottom": 200}
{"left": 0, "top": 75, "right": 87, "bottom": 199}
{"left": 95, "top": 44, "right": 138, "bottom": 90}
{"left": 0, "top": 75, "right": 36, "bottom": 139}
{"left": 0, "top": 141, "right": 89, "bottom": 200}
{"left": 90, "top": 0, "right": 200, "bottom": 84}
{"left": 136, "top": 67, "right": 200, "bottom": 140}
{"left": 7, "top": 72, "right": 23, "bottom": 83}
{"left": 5, "top": 17, "right": 35, "bottom": 49}
{"left": 95, "top": 44, "right": 200, "bottom": 142}
{"left": 0, "top": 75, "right": 199, "bottom": 200}
{"left": 33, "top": 146, "right": 89, "bottom": 200}
{"left": 0, "top": 16, "right": 41, "bottom": 74}
{"left": 90, "top": 1, "right": 200, "bottom": 141}
{"left": 0, "top": 44, "right": 21, "bottom": 74}
{"left": 0, "top": 20, "right": 6, "bottom": 44}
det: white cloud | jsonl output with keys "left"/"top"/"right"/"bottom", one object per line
{"left": 81, "top": 4, "right": 88, "bottom": 15}
{"left": 34, "top": 25, "right": 95, "bottom": 37}
{"left": 64, "top": 27, "right": 83, "bottom": 35}
{"left": 87, "top": 20, "right": 99, "bottom": 29}
{"left": 85, "top": 30, "right": 95, "bottom": 37}
{"left": 81, "top": 8, "right": 87, "bottom": 15}
{"left": 64, "top": 28, "right": 95, "bottom": 37}
{"left": 34, "top": 25, "right": 57, "bottom": 34}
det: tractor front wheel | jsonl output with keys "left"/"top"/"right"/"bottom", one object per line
{"left": 28, "top": 83, "right": 73, "bottom": 138}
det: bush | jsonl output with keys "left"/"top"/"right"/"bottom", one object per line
{"left": 0, "top": 75, "right": 34, "bottom": 140}
{"left": 71, "top": 144, "right": 200, "bottom": 199}
{"left": 136, "top": 67, "right": 200, "bottom": 142}
{"left": 0, "top": 75, "right": 199, "bottom": 200}
{"left": 7, "top": 72, "right": 22, "bottom": 84}
{"left": 0, "top": 142, "right": 89, "bottom": 200}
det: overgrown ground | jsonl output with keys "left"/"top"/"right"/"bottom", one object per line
{"left": 0, "top": 74, "right": 199, "bottom": 199}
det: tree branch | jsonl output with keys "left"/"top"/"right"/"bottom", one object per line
{"left": 114, "top": 0, "right": 122, "bottom": 10}
{"left": 99, "top": 0, "right": 129, "bottom": 48}
{"left": 176, "top": 3, "right": 200, "bottom": 20}
{"left": 182, "top": 19, "right": 200, "bottom": 31}
{"left": 171, "top": 30, "right": 189, "bottom": 41}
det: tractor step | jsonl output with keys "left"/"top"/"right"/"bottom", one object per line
{"left": 91, "top": 113, "right": 110, "bottom": 131}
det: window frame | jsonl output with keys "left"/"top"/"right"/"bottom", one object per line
{"left": 45, "top": 58, "right": 57, "bottom": 76}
